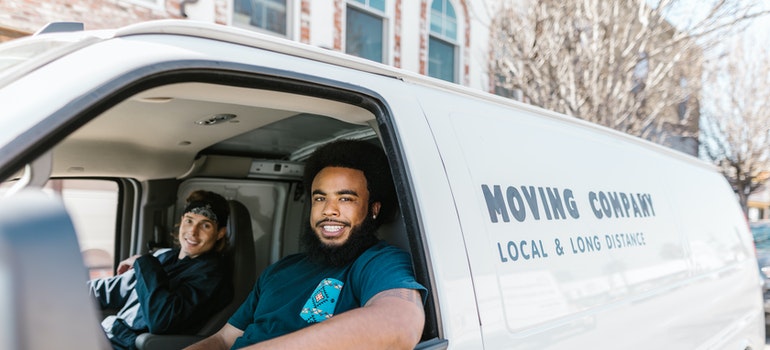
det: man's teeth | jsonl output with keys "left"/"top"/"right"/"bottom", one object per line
{"left": 323, "top": 225, "right": 343, "bottom": 232}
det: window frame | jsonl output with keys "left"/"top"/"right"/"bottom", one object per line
{"left": 231, "top": 0, "right": 292, "bottom": 38}
{"left": 125, "top": 0, "right": 165, "bottom": 10}
{"left": 427, "top": 0, "right": 459, "bottom": 83}
{"left": 345, "top": 1, "right": 389, "bottom": 64}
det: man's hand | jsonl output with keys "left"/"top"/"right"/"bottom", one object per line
{"left": 116, "top": 254, "right": 141, "bottom": 275}
{"left": 185, "top": 323, "right": 243, "bottom": 350}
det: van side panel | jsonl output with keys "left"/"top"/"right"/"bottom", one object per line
{"left": 415, "top": 85, "right": 764, "bottom": 349}
{"left": 378, "top": 88, "right": 484, "bottom": 348}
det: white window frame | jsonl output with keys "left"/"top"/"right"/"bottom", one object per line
{"left": 126, "top": 0, "right": 165, "bottom": 11}
{"left": 345, "top": 0, "right": 390, "bottom": 64}
{"left": 427, "top": 0, "right": 459, "bottom": 83}
{"left": 231, "top": 0, "right": 293, "bottom": 38}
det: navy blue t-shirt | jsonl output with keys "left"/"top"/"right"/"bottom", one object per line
{"left": 228, "top": 241, "right": 425, "bottom": 348}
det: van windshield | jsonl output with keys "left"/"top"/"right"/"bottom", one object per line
{"left": 0, "top": 41, "right": 51, "bottom": 73}
{"left": 751, "top": 222, "right": 770, "bottom": 249}
{"left": 0, "top": 34, "right": 97, "bottom": 87}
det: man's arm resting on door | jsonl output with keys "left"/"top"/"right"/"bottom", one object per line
{"left": 241, "top": 288, "right": 424, "bottom": 350}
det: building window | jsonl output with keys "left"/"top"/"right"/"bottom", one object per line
{"left": 233, "top": 0, "right": 288, "bottom": 36}
{"left": 428, "top": 0, "right": 458, "bottom": 82}
{"left": 346, "top": 1, "right": 387, "bottom": 63}
{"left": 350, "top": 0, "right": 385, "bottom": 11}
{"left": 128, "top": 0, "right": 164, "bottom": 9}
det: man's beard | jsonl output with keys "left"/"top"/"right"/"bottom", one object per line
{"left": 301, "top": 216, "right": 379, "bottom": 267}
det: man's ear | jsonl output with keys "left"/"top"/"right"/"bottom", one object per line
{"left": 217, "top": 227, "right": 227, "bottom": 240}
{"left": 371, "top": 202, "right": 381, "bottom": 219}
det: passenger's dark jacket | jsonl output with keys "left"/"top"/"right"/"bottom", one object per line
{"left": 88, "top": 248, "right": 232, "bottom": 350}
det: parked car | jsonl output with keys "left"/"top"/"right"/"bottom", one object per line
{"left": 0, "top": 20, "right": 763, "bottom": 350}
{"left": 751, "top": 220, "right": 770, "bottom": 323}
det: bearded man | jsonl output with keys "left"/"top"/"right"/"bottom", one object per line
{"left": 187, "top": 139, "right": 426, "bottom": 350}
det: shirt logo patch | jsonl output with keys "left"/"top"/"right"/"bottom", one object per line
{"left": 300, "top": 278, "right": 343, "bottom": 323}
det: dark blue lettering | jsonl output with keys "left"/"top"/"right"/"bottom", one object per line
{"left": 520, "top": 186, "right": 541, "bottom": 220}
{"left": 631, "top": 195, "right": 642, "bottom": 217}
{"left": 520, "top": 240, "right": 530, "bottom": 260}
{"left": 481, "top": 184, "right": 509, "bottom": 223}
{"left": 497, "top": 242, "right": 508, "bottom": 262}
{"left": 607, "top": 192, "right": 622, "bottom": 217}
{"left": 589, "top": 192, "right": 603, "bottom": 219}
{"left": 642, "top": 194, "right": 655, "bottom": 216}
{"left": 564, "top": 189, "right": 580, "bottom": 219}
{"left": 508, "top": 241, "right": 519, "bottom": 261}
{"left": 538, "top": 187, "right": 553, "bottom": 220}
{"left": 599, "top": 192, "right": 612, "bottom": 218}
{"left": 537, "top": 240, "right": 548, "bottom": 257}
{"left": 546, "top": 187, "right": 566, "bottom": 220}
{"left": 506, "top": 186, "right": 526, "bottom": 222}
{"left": 620, "top": 193, "right": 630, "bottom": 217}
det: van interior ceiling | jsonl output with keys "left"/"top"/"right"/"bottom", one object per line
{"left": 52, "top": 82, "right": 377, "bottom": 181}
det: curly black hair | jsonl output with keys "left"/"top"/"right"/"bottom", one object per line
{"left": 302, "top": 139, "right": 398, "bottom": 227}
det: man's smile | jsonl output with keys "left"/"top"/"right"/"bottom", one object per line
{"left": 316, "top": 220, "right": 349, "bottom": 237}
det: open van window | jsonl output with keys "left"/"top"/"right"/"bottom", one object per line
{"left": 0, "top": 179, "right": 119, "bottom": 278}
{"left": 8, "top": 63, "right": 439, "bottom": 346}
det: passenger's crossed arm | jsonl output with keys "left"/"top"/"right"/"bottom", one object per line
{"left": 116, "top": 254, "right": 141, "bottom": 275}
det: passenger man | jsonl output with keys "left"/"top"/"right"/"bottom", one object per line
{"left": 90, "top": 190, "right": 233, "bottom": 350}
{"left": 186, "top": 139, "right": 426, "bottom": 350}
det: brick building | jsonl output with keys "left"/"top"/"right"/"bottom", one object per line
{"left": 0, "top": 0, "right": 493, "bottom": 90}
{"left": 0, "top": 0, "right": 184, "bottom": 40}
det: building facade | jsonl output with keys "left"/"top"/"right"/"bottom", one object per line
{"left": 0, "top": 0, "right": 497, "bottom": 91}
{"left": 0, "top": 0, "right": 700, "bottom": 157}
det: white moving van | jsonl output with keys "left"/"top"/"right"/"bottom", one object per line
{"left": 0, "top": 20, "right": 762, "bottom": 349}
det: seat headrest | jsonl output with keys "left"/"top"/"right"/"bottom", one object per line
{"left": 224, "top": 200, "right": 252, "bottom": 255}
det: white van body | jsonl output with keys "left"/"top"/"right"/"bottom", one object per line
{"left": 0, "top": 20, "right": 762, "bottom": 350}
{"left": 419, "top": 87, "right": 762, "bottom": 349}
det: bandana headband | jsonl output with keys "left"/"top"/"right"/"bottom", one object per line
{"left": 184, "top": 201, "right": 219, "bottom": 223}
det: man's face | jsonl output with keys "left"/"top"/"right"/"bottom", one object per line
{"left": 310, "top": 166, "right": 380, "bottom": 247}
{"left": 178, "top": 212, "right": 225, "bottom": 259}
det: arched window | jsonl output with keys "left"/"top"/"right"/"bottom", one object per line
{"left": 428, "top": 0, "right": 458, "bottom": 82}
{"left": 346, "top": 0, "right": 387, "bottom": 63}
{"left": 233, "top": 0, "right": 288, "bottom": 36}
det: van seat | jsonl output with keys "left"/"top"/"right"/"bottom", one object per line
{"left": 378, "top": 210, "right": 411, "bottom": 253}
{"left": 0, "top": 190, "right": 110, "bottom": 350}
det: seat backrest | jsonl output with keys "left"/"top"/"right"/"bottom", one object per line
{"left": 136, "top": 199, "right": 257, "bottom": 349}
{"left": 0, "top": 190, "right": 110, "bottom": 350}
{"left": 198, "top": 199, "right": 258, "bottom": 334}
{"left": 377, "top": 208, "right": 411, "bottom": 253}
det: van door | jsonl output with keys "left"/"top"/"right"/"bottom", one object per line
{"left": 415, "top": 84, "right": 763, "bottom": 349}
